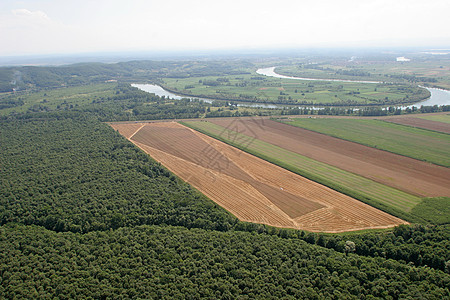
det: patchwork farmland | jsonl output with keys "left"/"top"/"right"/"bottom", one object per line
{"left": 110, "top": 122, "right": 407, "bottom": 232}
{"left": 183, "top": 117, "right": 450, "bottom": 223}
{"left": 282, "top": 118, "right": 450, "bottom": 167}
{"left": 203, "top": 118, "right": 450, "bottom": 197}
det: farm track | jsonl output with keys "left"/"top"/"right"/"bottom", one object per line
{"left": 110, "top": 122, "right": 407, "bottom": 232}
{"left": 208, "top": 119, "right": 450, "bottom": 198}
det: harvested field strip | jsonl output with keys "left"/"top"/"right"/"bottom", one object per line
{"left": 183, "top": 120, "right": 422, "bottom": 216}
{"left": 283, "top": 118, "right": 450, "bottom": 167}
{"left": 131, "top": 141, "right": 296, "bottom": 228}
{"left": 112, "top": 122, "right": 407, "bottom": 232}
{"left": 383, "top": 117, "right": 450, "bottom": 134}
{"left": 205, "top": 118, "right": 450, "bottom": 198}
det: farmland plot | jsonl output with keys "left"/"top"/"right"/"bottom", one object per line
{"left": 283, "top": 118, "right": 450, "bottom": 167}
{"left": 111, "top": 122, "right": 407, "bottom": 232}
{"left": 206, "top": 118, "right": 450, "bottom": 198}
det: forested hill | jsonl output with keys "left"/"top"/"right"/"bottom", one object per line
{"left": 0, "top": 60, "right": 254, "bottom": 92}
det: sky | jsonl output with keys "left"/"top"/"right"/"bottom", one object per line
{"left": 1, "top": 0, "right": 450, "bottom": 57}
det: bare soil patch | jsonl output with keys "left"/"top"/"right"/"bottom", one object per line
{"left": 208, "top": 119, "right": 450, "bottom": 198}
{"left": 110, "top": 122, "right": 407, "bottom": 232}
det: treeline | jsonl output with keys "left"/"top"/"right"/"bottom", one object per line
{"left": 336, "top": 69, "right": 371, "bottom": 77}
{"left": 81, "top": 84, "right": 211, "bottom": 121}
{"left": 0, "top": 83, "right": 279, "bottom": 120}
{"left": 76, "top": 84, "right": 271, "bottom": 121}
{"left": 388, "top": 74, "right": 438, "bottom": 83}
{"left": 1, "top": 224, "right": 449, "bottom": 299}
{"left": 9, "top": 81, "right": 448, "bottom": 121}
{"left": 238, "top": 223, "right": 450, "bottom": 272}
{"left": 279, "top": 104, "right": 450, "bottom": 117}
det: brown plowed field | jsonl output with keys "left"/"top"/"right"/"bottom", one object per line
{"left": 208, "top": 119, "right": 450, "bottom": 197}
{"left": 384, "top": 117, "right": 450, "bottom": 134}
{"left": 110, "top": 122, "right": 407, "bottom": 232}
{"left": 111, "top": 123, "right": 145, "bottom": 139}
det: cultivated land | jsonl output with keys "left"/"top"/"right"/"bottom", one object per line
{"left": 283, "top": 118, "right": 450, "bottom": 167}
{"left": 183, "top": 119, "right": 449, "bottom": 223}
{"left": 384, "top": 116, "right": 450, "bottom": 134}
{"left": 204, "top": 118, "right": 450, "bottom": 198}
{"left": 110, "top": 122, "right": 407, "bottom": 232}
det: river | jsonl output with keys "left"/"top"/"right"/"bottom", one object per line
{"left": 132, "top": 67, "right": 450, "bottom": 109}
{"left": 257, "top": 67, "right": 450, "bottom": 108}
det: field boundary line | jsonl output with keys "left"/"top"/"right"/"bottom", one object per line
{"left": 132, "top": 139, "right": 298, "bottom": 229}
{"left": 128, "top": 123, "right": 146, "bottom": 139}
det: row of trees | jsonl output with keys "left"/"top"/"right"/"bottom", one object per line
{"left": 278, "top": 105, "right": 450, "bottom": 117}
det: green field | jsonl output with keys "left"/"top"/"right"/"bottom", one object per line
{"left": 282, "top": 118, "right": 450, "bottom": 167}
{"left": 161, "top": 73, "right": 428, "bottom": 106}
{"left": 418, "top": 114, "right": 450, "bottom": 124}
{"left": 182, "top": 120, "right": 424, "bottom": 222}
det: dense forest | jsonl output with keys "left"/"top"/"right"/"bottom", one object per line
{"left": 1, "top": 60, "right": 449, "bottom": 298}
{"left": 1, "top": 224, "right": 449, "bottom": 299}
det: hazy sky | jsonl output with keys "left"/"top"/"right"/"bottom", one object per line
{"left": 1, "top": 0, "right": 450, "bottom": 56}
